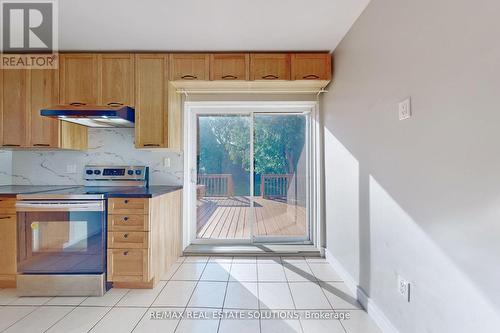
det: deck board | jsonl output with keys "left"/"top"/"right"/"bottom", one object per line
{"left": 196, "top": 196, "right": 306, "bottom": 239}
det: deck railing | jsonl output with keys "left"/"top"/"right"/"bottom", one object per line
{"left": 260, "top": 174, "right": 293, "bottom": 199}
{"left": 197, "top": 174, "right": 235, "bottom": 197}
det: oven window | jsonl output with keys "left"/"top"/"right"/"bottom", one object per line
{"left": 18, "top": 211, "right": 106, "bottom": 274}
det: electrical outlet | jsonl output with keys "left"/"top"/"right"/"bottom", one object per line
{"left": 66, "top": 164, "right": 77, "bottom": 174}
{"left": 397, "top": 275, "right": 411, "bottom": 302}
{"left": 164, "top": 157, "right": 171, "bottom": 168}
{"left": 398, "top": 98, "right": 411, "bottom": 120}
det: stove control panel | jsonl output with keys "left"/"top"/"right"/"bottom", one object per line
{"left": 84, "top": 165, "right": 148, "bottom": 184}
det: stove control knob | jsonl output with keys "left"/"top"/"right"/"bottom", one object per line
{"left": 94, "top": 170, "right": 101, "bottom": 175}
{"left": 135, "top": 170, "right": 142, "bottom": 175}
{"left": 86, "top": 170, "right": 93, "bottom": 175}
{"left": 127, "top": 170, "right": 134, "bottom": 175}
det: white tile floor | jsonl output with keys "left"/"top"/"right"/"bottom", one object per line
{"left": 0, "top": 256, "right": 382, "bottom": 333}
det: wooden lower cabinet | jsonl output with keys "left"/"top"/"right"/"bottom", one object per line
{"left": 107, "top": 190, "right": 182, "bottom": 288}
{"left": 0, "top": 198, "right": 17, "bottom": 288}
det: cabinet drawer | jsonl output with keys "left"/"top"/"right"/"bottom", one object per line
{"left": 107, "top": 249, "right": 149, "bottom": 281}
{"left": 108, "top": 198, "right": 149, "bottom": 214}
{"left": 0, "top": 198, "right": 16, "bottom": 214}
{"left": 108, "top": 231, "right": 149, "bottom": 249}
{"left": 108, "top": 214, "right": 148, "bottom": 231}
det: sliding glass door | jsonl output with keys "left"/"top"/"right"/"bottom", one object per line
{"left": 191, "top": 109, "right": 311, "bottom": 243}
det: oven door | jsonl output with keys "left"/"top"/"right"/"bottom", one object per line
{"left": 16, "top": 200, "right": 106, "bottom": 274}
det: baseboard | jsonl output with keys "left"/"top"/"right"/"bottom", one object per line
{"left": 324, "top": 249, "right": 399, "bottom": 333}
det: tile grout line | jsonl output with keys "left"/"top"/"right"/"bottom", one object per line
{"left": 0, "top": 303, "right": 39, "bottom": 333}
{"left": 281, "top": 256, "right": 306, "bottom": 333}
{"left": 304, "top": 258, "right": 349, "bottom": 333}
{"left": 173, "top": 259, "right": 210, "bottom": 333}
{"left": 85, "top": 286, "right": 133, "bottom": 333}
{"left": 216, "top": 256, "right": 233, "bottom": 333}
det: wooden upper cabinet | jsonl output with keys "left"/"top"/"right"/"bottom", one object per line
{"left": 210, "top": 53, "right": 249, "bottom": 80}
{"left": 291, "top": 53, "right": 332, "bottom": 80}
{"left": 170, "top": 54, "right": 209, "bottom": 81}
{"left": 29, "top": 69, "right": 59, "bottom": 147}
{"left": 98, "top": 54, "right": 135, "bottom": 106}
{"left": 135, "top": 54, "right": 168, "bottom": 148}
{"left": 250, "top": 53, "right": 291, "bottom": 80}
{"left": 59, "top": 54, "right": 98, "bottom": 104}
{"left": 1, "top": 69, "right": 28, "bottom": 147}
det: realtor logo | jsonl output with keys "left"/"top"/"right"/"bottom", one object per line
{"left": 0, "top": 0, "right": 58, "bottom": 68}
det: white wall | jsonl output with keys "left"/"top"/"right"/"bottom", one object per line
{"left": 9, "top": 128, "right": 183, "bottom": 185}
{"left": 323, "top": 0, "right": 500, "bottom": 332}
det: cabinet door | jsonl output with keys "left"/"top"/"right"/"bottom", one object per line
{"left": 290, "top": 53, "right": 332, "bottom": 80}
{"left": 0, "top": 215, "right": 17, "bottom": 279}
{"left": 59, "top": 54, "right": 98, "bottom": 104}
{"left": 135, "top": 54, "right": 168, "bottom": 148}
{"left": 210, "top": 53, "right": 249, "bottom": 80}
{"left": 250, "top": 53, "right": 291, "bottom": 80}
{"left": 170, "top": 54, "right": 209, "bottom": 81}
{"left": 29, "top": 69, "right": 59, "bottom": 147}
{"left": 1, "top": 69, "right": 28, "bottom": 147}
{"left": 98, "top": 54, "right": 135, "bottom": 106}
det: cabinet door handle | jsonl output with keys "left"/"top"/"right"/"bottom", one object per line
{"left": 2, "top": 144, "right": 20, "bottom": 147}
{"left": 123, "top": 251, "right": 129, "bottom": 256}
{"left": 33, "top": 143, "right": 50, "bottom": 147}
{"left": 181, "top": 74, "right": 198, "bottom": 80}
{"left": 222, "top": 75, "right": 238, "bottom": 80}
{"left": 143, "top": 143, "right": 160, "bottom": 147}
{"left": 123, "top": 233, "right": 129, "bottom": 239}
{"left": 124, "top": 200, "right": 129, "bottom": 204}
{"left": 0, "top": 216, "right": 11, "bottom": 220}
{"left": 107, "top": 102, "right": 124, "bottom": 107}
{"left": 262, "top": 74, "right": 279, "bottom": 80}
{"left": 69, "top": 102, "right": 86, "bottom": 106}
{"left": 302, "top": 74, "right": 320, "bottom": 80}
{"left": 123, "top": 216, "right": 129, "bottom": 221}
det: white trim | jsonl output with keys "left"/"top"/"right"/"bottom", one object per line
{"left": 325, "top": 249, "right": 400, "bottom": 333}
{"left": 183, "top": 101, "right": 323, "bottom": 250}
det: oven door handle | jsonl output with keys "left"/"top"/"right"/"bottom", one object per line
{"left": 16, "top": 201, "right": 105, "bottom": 212}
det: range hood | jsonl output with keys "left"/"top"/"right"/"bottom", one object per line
{"left": 41, "top": 103, "right": 135, "bottom": 128}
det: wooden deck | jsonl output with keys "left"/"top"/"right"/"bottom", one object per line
{"left": 197, "top": 196, "right": 306, "bottom": 239}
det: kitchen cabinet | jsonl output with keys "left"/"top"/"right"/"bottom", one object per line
{"left": 107, "top": 191, "right": 182, "bottom": 288}
{"left": 210, "top": 53, "right": 249, "bottom": 80}
{"left": 291, "top": 53, "right": 332, "bottom": 80}
{"left": 0, "top": 68, "right": 87, "bottom": 150}
{"left": 0, "top": 198, "right": 17, "bottom": 287}
{"left": 170, "top": 53, "right": 210, "bottom": 81}
{"left": 250, "top": 53, "right": 291, "bottom": 80}
{"left": 59, "top": 53, "right": 99, "bottom": 104}
{"left": 0, "top": 69, "right": 28, "bottom": 147}
{"left": 98, "top": 53, "right": 135, "bottom": 106}
{"left": 135, "top": 54, "right": 168, "bottom": 148}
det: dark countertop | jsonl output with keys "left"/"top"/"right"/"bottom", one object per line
{"left": 105, "top": 185, "right": 183, "bottom": 198}
{"left": 0, "top": 185, "right": 182, "bottom": 198}
{"left": 0, "top": 185, "right": 78, "bottom": 197}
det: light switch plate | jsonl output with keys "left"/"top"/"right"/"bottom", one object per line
{"left": 398, "top": 98, "right": 411, "bottom": 120}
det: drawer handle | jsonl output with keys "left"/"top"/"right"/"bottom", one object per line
{"left": 2, "top": 144, "right": 20, "bottom": 147}
{"left": 123, "top": 251, "right": 129, "bottom": 256}
{"left": 107, "top": 102, "right": 123, "bottom": 107}
{"left": 123, "top": 233, "right": 129, "bottom": 239}
{"left": 124, "top": 200, "right": 129, "bottom": 204}
{"left": 143, "top": 143, "right": 160, "bottom": 147}
{"left": 123, "top": 216, "right": 129, "bottom": 221}
{"left": 262, "top": 74, "right": 279, "bottom": 80}
{"left": 70, "top": 102, "right": 86, "bottom": 106}
{"left": 222, "top": 75, "right": 238, "bottom": 80}
{"left": 0, "top": 216, "right": 11, "bottom": 220}
{"left": 181, "top": 74, "right": 197, "bottom": 80}
{"left": 302, "top": 74, "right": 320, "bottom": 80}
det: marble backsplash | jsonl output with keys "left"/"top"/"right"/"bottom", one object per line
{"left": 0, "top": 150, "right": 12, "bottom": 185}
{"left": 4, "top": 128, "right": 183, "bottom": 186}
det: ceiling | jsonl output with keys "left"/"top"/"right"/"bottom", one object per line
{"left": 58, "top": 0, "right": 370, "bottom": 52}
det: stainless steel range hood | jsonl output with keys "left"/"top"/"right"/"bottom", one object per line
{"left": 41, "top": 103, "right": 135, "bottom": 128}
